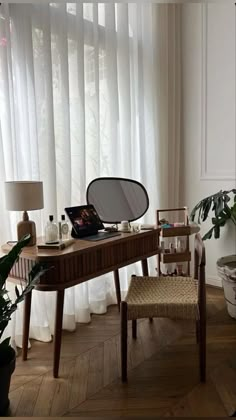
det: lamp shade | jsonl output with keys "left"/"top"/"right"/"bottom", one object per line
{"left": 5, "top": 181, "right": 44, "bottom": 211}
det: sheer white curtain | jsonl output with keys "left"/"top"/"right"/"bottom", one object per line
{"left": 0, "top": 3, "right": 182, "bottom": 347}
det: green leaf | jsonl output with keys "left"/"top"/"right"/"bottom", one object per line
{"left": 223, "top": 204, "right": 232, "bottom": 218}
{"left": 202, "top": 198, "right": 212, "bottom": 221}
{"left": 0, "top": 321, "right": 8, "bottom": 339}
{"left": 215, "top": 196, "right": 224, "bottom": 217}
{"left": 231, "top": 202, "right": 236, "bottom": 216}
{"left": 0, "top": 288, "right": 9, "bottom": 296}
{"left": 0, "top": 236, "right": 51, "bottom": 343}
{"left": 202, "top": 227, "right": 214, "bottom": 240}
{"left": 224, "top": 194, "right": 231, "bottom": 203}
{"left": 214, "top": 225, "right": 220, "bottom": 239}
{"left": 14, "top": 263, "right": 51, "bottom": 306}
{"left": 0, "top": 235, "right": 31, "bottom": 288}
{"left": 191, "top": 189, "right": 236, "bottom": 241}
{"left": 15, "top": 286, "right": 20, "bottom": 298}
{"left": 190, "top": 202, "right": 202, "bottom": 222}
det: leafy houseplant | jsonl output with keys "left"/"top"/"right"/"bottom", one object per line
{"left": 190, "top": 189, "right": 236, "bottom": 318}
{"left": 0, "top": 234, "right": 48, "bottom": 415}
{"left": 190, "top": 189, "right": 236, "bottom": 240}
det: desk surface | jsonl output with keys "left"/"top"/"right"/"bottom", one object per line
{"left": 3, "top": 229, "right": 159, "bottom": 291}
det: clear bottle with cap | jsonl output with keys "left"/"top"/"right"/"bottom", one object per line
{"left": 45, "top": 215, "right": 58, "bottom": 243}
{"left": 61, "top": 214, "right": 70, "bottom": 240}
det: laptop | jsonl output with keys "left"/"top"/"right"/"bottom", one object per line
{"left": 64, "top": 204, "right": 121, "bottom": 241}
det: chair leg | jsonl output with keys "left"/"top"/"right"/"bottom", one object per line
{"left": 196, "top": 319, "right": 200, "bottom": 344}
{"left": 199, "top": 317, "right": 206, "bottom": 382}
{"left": 132, "top": 320, "right": 137, "bottom": 339}
{"left": 121, "top": 301, "right": 128, "bottom": 382}
{"left": 114, "top": 269, "right": 121, "bottom": 311}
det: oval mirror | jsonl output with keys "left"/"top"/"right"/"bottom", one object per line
{"left": 86, "top": 177, "right": 149, "bottom": 224}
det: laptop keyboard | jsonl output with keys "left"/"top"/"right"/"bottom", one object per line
{"left": 81, "top": 231, "right": 121, "bottom": 241}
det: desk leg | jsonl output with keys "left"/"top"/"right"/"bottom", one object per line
{"left": 53, "top": 290, "right": 65, "bottom": 378}
{"left": 113, "top": 269, "right": 121, "bottom": 311}
{"left": 22, "top": 290, "right": 32, "bottom": 361}
{"left": 141, "top": 259, "right": 149, "bottom": 276}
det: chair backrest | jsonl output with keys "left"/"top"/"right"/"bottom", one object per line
{"left": 194, "top": 233, "right": 206, "bottom": 280}
{"left": 194, "top": 233, "right": 206, "bottom": 308}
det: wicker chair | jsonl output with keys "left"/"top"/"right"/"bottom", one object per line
{"left": 120, "top": 233, "right": 206, "bottom": 382}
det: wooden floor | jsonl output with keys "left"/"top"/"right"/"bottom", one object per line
{"left": 8, "top": 286, "right": 236, "bottom": 417}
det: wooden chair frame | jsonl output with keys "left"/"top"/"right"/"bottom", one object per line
{"left": 120, "top": 233, "right": 206, "bottom": 383}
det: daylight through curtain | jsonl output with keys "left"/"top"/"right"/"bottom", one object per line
{"left": 0, "top": 3, "right": 182, "bottom": 348}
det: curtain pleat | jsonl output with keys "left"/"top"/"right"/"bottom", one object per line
{"left": 117, "top": 4, "right": 132, "bottom": 177}
{"left": 0, "top": 3, "right": 182, "bottom": 346}
{"left": 167, "top": 5, "right": 182, "bottom": 209}
{"left": 0, "top": 5, "right": 16, "bottom": 182}
{"left": 105, "top": 4, "right": 120, "bottom": 175}
{"left": 33, "top": 4, "right": 58, "bottom": 219}
{"left": 74, "top": 3, "right": 86, "bottom": 202}
{"left": 10, "top": 5, "right": 39, "bottom": 180}
{"left": 50, "top": 4, "right": 72, "bottom": 213}
{"left": 92, "top": 4, "right": 101, "bottom": 176}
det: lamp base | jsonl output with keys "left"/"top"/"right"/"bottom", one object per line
{"left": 17, "top": 217, "right": 36, "bottom": 246}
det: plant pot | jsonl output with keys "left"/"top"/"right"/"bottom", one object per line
{"left": 217, "top": 255, "right": 236, "bottom": 319}
{"left": 0, "top": 348, "right": 16, "bottom": 416}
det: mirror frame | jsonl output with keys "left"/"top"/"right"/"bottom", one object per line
{"left": 86, "top": 177, "right": 149, "bottom": 224}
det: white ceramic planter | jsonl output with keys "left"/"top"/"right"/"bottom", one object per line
{"left": 217, "top": 255, "right": 236, "bottom": 319}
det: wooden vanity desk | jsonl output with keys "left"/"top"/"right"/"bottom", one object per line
{"left": 2, "top": 229, "right": 159, "bottom": 378}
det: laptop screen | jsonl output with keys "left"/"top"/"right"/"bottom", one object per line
{"left": 65, "top": 204, "right": 104, "bottom": 238}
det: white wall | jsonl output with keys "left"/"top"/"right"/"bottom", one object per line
{"left": 181, "top": 4, "right": 236, "bottom": 286}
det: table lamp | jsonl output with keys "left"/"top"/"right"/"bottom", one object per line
{"left": 5, "top": 181, "right": 44, "bottom": 246}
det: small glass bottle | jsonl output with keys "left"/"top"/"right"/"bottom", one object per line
{"left": 45, "top": 215, "right": 58, "bottom": 243}
{"left": 61, "top": 214, "right": 70, "bottom": 240}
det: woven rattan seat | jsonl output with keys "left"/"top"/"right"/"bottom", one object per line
{"left": 126, "top": 276, "right": 198, "bottom": 321}
{"left": 120, "top": 233, "right": 206, "bottom": 383}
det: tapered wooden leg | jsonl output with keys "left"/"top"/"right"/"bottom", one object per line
{"left": 199, "top": 325, "right": 206, "bottom": 382}
{"left": 22, "top": 291, "right": 32, "bottom": 361}
{"left": 53, "top": 290, "right": 65, "bottom": 378}
{"left": 132, "top": 320, "right": 137, "bottom": 339}
{"left": 141, "top": 259, "right": 148, "bottom": 276}
{"left": 121, "top": 301, "right": 128, "bottom": 382}
{"left": 141, "top": 259, "right": 152, "bottom": 322}
{"left": 198, "top": 266, "right": 206, "bottom": 383}
{"left": 199, "top": 292, "right": 206, "bottom": 383}
{"left": 114, "top": 269, "right": 121, "bottom": 311}
{"left": 199, "top": 318, "right": 206, "bottom": 382}
{"left": 196, "top": 319, "right": 200, "bottom": 344}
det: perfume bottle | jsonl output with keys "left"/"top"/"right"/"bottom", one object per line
{"left": 45, "top": 215, "right": 58, "bottom": 243}
{"left": 61, "top": 214, "right": 70, "bottom": 240}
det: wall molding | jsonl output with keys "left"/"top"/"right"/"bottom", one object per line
{"left": 200, "top": 4, "right": 236, "bottom": 181}
{"left": 206, "top": 275, "right": 222, "bottom": 288}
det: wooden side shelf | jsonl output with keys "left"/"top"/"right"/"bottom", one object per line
{"left": 160, "top": 226, "right": 191, "bottom": 237}
{"left": 156, "top": 207, "right": 191, "bottom": 276}
{"left": 161, "top": 251, "right": 191, "bottom": 264}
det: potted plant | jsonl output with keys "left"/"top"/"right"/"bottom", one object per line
{"left": 190, "top": 188, "right": 236, "bottom": 318}
{"left": 0, "top": 234, "right": 48, "bottom": 415}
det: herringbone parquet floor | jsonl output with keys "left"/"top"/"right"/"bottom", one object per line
{"left": 8, "top": 286, "right": 236, "bottom": 417}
